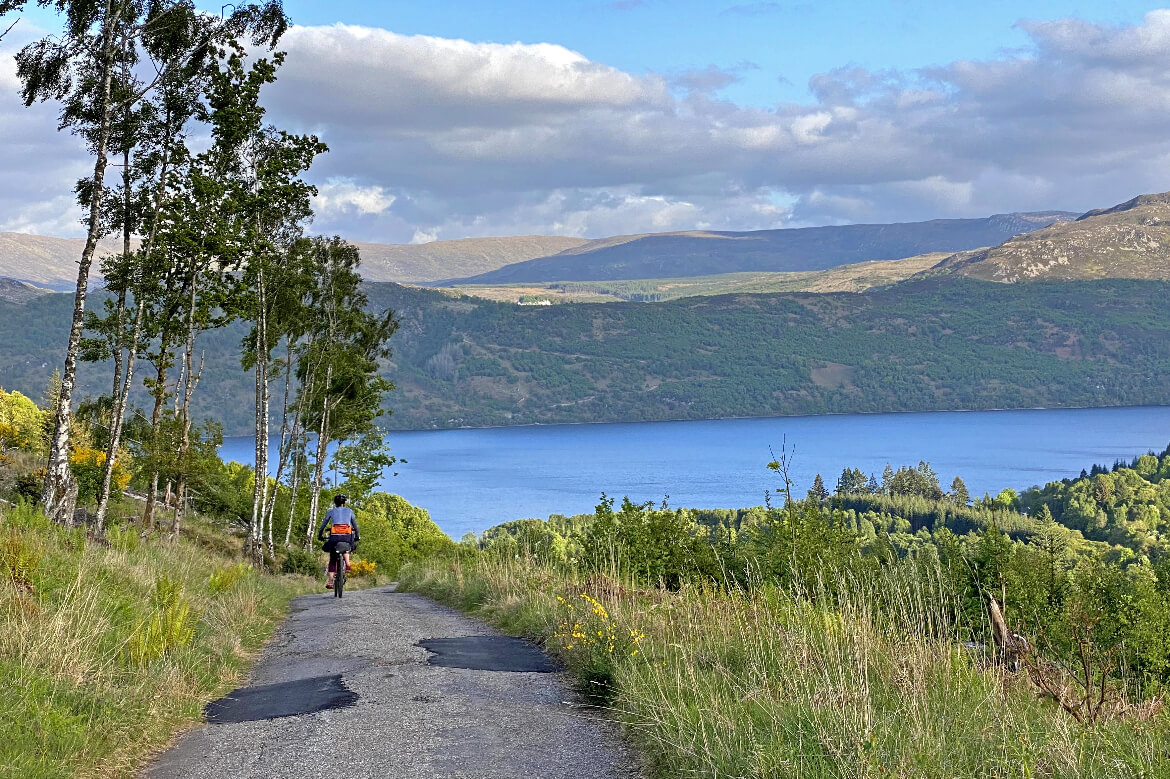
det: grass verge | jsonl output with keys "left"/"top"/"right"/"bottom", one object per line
{"left": 400, "top": 554, "right": 1170, "bottom": 778}
{"left": 0, "top": 502, "right": 316, "bottom": 779}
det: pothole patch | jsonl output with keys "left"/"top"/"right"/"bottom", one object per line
{"left": 205, "top": 674, "right": 358, "bottom": 723}
{"left": 417, "top": 636, "right": 559, "bottom": 673}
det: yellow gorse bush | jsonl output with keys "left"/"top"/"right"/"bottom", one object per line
{"left": 350, "top": 559, "right": 376, "bottom": 578}
{"left": 68, "top": 446, "right": 132, "bottom": 490}
{"left": 553, "top": 592, "right": 643, "bottom": 657}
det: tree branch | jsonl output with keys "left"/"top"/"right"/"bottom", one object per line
{"left": 0, "top": 17, "right": 18, "bottom": 43}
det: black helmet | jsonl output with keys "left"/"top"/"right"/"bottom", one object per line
{"left": 334, "top": 494, "right": 347, "bottom": 506}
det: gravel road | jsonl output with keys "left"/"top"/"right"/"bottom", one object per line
{"left": 144, "top": 585, "right": 641, "bottom": 779}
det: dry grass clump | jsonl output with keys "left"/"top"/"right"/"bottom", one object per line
{"left": 401, "top": 554, "right": 1170, "bottom": 779}
{"left": 0, "top": 502, "right": 312, "bottom": 778}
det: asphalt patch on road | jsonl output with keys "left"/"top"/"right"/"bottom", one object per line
{"left": 418, "top": 636, "right": 559, "bottom": 673}
{"left": 205, "top": 674, "right": 358, "bottom": 723}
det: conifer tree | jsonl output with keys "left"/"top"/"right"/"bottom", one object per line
{"left": 807, "top": 473, "right": 828, "bottom": 503}
{"left": 949, "top": 475, "right": 970, "bottom": 506}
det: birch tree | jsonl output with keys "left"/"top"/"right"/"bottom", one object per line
{"left": 299, "top": 238, "right": 398, "bottom": 549}
{"left": 11, "top": 0, "right": 288, "bottom": 524}
{"left": 191, "top": 43, "right": 325, "bottom": 560}
{"left": 79, "top": 30, "right": 209, "bottom": 533}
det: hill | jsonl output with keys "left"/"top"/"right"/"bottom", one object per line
{"left": 0, "top": 277, "right": 50, "bottom": 303}
{"left": 451, "top": 252, "right": 950, "bottom": 303}
{"left": 932, "top": 192, "right": 1170, "bottom": 282}
{"left": 2, "top": 277, "right": 1169, "bottom": 433}
{"left": 354, "top": 235, "right": 587, "bottom": 282}
{"left": 447, "top": 212, "right": 1074, "bottom": 285}
{"left": 371, "top": 278, "right": 1170, "bottom": 430}
{"left": 0, "top": 209, "right": 1073, "bottom": 290}
{"left": 0, "top": 232, "right": 586, "bottom": 287}
{"left": 0, "top": 233, "right": 130, "bottom": 290}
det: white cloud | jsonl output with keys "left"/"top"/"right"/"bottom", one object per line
{"left": 0, "top": 55, "right": 17, "bottom": 90}
{"left": 7, "top": 13, "right": 1170, "bottom": 245}
{"left": 0, "top": 194, "right": 82, "bottom": 235}
{"left": 312, "top": 180, "right": 396, "bottom": 217}
{"left": 1, "top": 36, "right": 89, "bottom": 237}
{"left": 272, "top": 24, "right": 669, "bottom": 129}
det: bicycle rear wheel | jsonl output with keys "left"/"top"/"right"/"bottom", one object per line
{"left": 335, "top": 557, "right": 346, "bottom": 598}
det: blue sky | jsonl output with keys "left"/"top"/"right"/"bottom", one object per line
{"left": 282, "top": 0, "right": 1163, "bottom": 104}
{"left": 5, "top": 2, "right": 1170, "bottom": 243}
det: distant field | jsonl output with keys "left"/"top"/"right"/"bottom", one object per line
{"left": 448, "top": 252, "right": 951, "bottom": 303}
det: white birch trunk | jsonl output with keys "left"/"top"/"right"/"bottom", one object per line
{"left": 43, "top": 12, "right": 120, "bottom": 525}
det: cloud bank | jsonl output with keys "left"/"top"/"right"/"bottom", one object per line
{"left": 5, "top": 12, "right": 1170, "bottom": 242}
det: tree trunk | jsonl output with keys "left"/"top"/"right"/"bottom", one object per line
{"left": 42, "top": 14, "right": 119, "bottom": 525}
{"left": 266, "top": 334, "right": 302, "bottom": 547}
{"left": 142, "top": 338, "right": 172, "bottom": 530}
{"left": 282, "top": 429, "right": 303, "bottom": 548}
{"left": 95, "top": 298, "right": 144, "bottom": 534}
{"left": 282, "top": 339, "right": 316, "bottom": 548}
{"left": 170, "top": 274, "right": 202, "bottom": 540}
{"left": 283, "top": 385, "right": 313, "bottom": 548}
{"left": 95, "top": 126, "right": 135, "bottom": 535}
{"left": 97, "top": 100, "right": 177, "bottom": 532}
{"left": 97, "top": 284, "right": 126, "bottom": 532}
{"left": 250, "top": 267, "right": 270, "bottom": 564}
{"left": 304, "top": 363, "right": 333, "bottom": 550}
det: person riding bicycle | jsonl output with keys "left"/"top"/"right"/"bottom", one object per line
{"left": 317, "top": 494, "right": 360, "bottom": 590}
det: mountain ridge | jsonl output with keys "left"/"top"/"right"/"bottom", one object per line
{"left": 931, "top": 192, "right": 1170, "bottom": 282}
{"left": 0, "top": 209, "right": 1074, "bottom": 291}
{"left": 446, "top": 211, "right": 1076, "bottom": 285}
{"left": 0, "top": 232, "right": 585, "bottom": 288}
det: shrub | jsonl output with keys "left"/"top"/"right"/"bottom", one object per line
{"left": 12, "top": 472, "right": 43, "bottom": 505}
{"left": 350, "top": 559, "right": 376, "bottom": 578}
{"left": 551, "top": 591, "right": 642, "bottom": 703}
{"left": 69, "top": 446, "right": 131, "bottom": 505}
{"left": 281, "top": 547, "right": 320, "bottom": 577}
{"left": 3, "top": 500, "right": 51, "bottom": 532}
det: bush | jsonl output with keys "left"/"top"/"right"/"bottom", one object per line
{"left": 281, "top": 547, "right": 320, "bottom": 577}
{"left": 2, "top": 500, "right": 51, "bottom": 532}
{"left": 12, "top": 472, "right": 42, "bottom": 505}
{"left": 351, "top": 559, "right": 376, "bottom": 578}
{"left": 551, "top": 591, "right": 642, "bottom": 704}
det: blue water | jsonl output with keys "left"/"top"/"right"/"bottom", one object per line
{"left": 220, "top": 407, "right": 1170, "bottom": 539}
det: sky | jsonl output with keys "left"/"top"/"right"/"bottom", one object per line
{"left": 3, "top": 1, "right": 1170, "bottom": 243}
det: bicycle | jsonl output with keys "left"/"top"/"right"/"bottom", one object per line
{"left": 329, "top": 541, "right": 352, "bottom": 598}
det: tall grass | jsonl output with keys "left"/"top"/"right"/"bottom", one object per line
{"left": 401, "top": 554, "right": 1170, "bottom": 778}
{"left": 0, "top": 502, "right": 314, "bottom": 779}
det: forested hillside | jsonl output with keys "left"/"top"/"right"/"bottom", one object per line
{"left": 376, "top": 277, "right": 1170, "bottom": 429}
{"left": 3, "top": 277, "right": 1170, "bottom": 433}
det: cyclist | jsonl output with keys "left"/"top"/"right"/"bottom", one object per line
{"left": 317, "top": 494, "right": 360, "bottom": 590}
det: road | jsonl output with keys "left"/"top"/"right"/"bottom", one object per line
{"left": 145, "top": 584, "right": 641, "bottom": 779}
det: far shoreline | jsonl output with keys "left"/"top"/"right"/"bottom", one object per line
{"left": 220, "top": 401, "right": 1170, "bottom": 443}
{"left": 373, "top": 401, "right": 1170, "bottom": 436}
